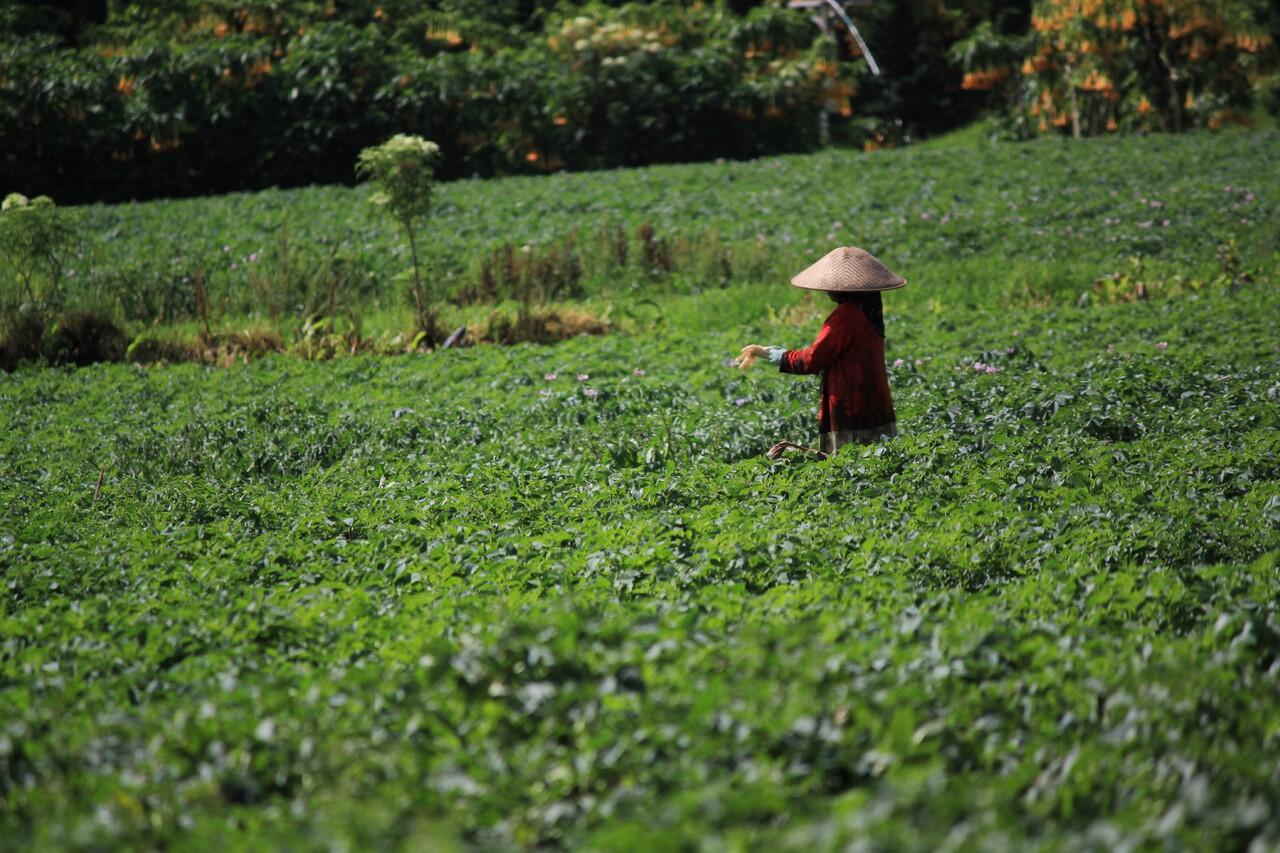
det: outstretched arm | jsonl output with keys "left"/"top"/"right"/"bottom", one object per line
{"left": 779, "top": 311, "right": 852, "bottom": 375}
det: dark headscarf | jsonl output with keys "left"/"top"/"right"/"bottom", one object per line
{"left": 832, "top": 291, "right": 885, "bottom": 338}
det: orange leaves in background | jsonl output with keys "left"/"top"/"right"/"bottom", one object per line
{"left": 1021, "top": 0, "right": 1274, "bottom": 136}
{"left": 961, "top": 68, "right": 1010, "bottom": 91}
{"left": 1078, "top": 70, "right": 1116, "bottom": 95}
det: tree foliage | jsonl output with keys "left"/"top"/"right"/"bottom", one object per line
{"left": 956, "top": 0, "right": 1277, "bottom": 137}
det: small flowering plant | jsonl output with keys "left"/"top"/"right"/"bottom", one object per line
{"left": 356, "top": 136, "right": 442, "bottom": 339}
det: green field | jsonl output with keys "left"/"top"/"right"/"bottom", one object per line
{"left": 64, "top": 126, "right": 1280, "bottom": 344}
{"left": 3, "top": 128, "right": 1280, "bottom": 849}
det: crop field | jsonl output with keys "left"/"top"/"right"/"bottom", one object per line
{"left": 64, "top": 127, "right": 1280, "bottom": 336}
{"left": 3, "top": 127, "right": 1280, "bottom": 849}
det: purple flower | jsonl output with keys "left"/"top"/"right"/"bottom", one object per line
{"left": 248, "top": 252, "right": 259, "bottom": 263}
{"left": 892, "top": 358, "right": 905, "bottom": 368}
{"left": 1005, "top": 346, "right": 1017, "bottom": 355}
{"left": 633, "top": 368, "right": 646, "bottom": 377}
{"left": 734, "top": 397, "right": 748, "bottom": 406}
{"left": 973, "top": 361, "right": 986, "bottom": 372}
{"left": 576, "top": 373, "right": 589, "bottom": 382}
{"left": 583, "top": 387, "right": 599, "bottom": 399}
{"left": 1155, "top": 341, "right": 1168, "bottom": 351}
{"left": 544, "top": 372, "right": 557, "bottom": 381}
{"left": 230, "top": 262, "right": 238, "bottom": 271}
{"left": 1137, "top": 221, "right": 1153, "bottom": 229}
{"left": 985, "top": 365, "right": 1002, "bottom": 375}
{"left": 538, "top": 388, "right": 552, "bottom": 398}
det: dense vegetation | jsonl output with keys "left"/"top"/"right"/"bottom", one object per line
{"left": 2, "top": 124, "right": 1275, "bottom": 369}
{"left": 954, "top": 0, "right": 1279, "bottom": 136}
{"left": 0, "top": 1, "right": 852, "bottom": 202}
{"left": 3, "top": 278, "right": 1278, "bottom": 847}
{"left": 2, "top": 75, "right": 1278, "bottom": 843}
{"left": 5, "top": 0, "right": 1267, "bottom": 204}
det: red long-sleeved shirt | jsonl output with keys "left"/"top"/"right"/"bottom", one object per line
{"left": 780, "top": 303, "right": 895, "bottom": 435}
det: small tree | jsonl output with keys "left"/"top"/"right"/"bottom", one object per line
{"left": 356, "top": 135, "right": 442, "bottom": 342}
{"left": 0, "top": 193, "right": 77, "bottom": 314}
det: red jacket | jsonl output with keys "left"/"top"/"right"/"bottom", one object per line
{"left": 780, "top": 303, "right": 895, "bottom": 435}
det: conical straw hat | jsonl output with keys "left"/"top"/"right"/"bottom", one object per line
{"left": 790, "top": 246, "right": 906, "bottom": 292}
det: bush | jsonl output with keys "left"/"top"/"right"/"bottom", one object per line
{"left": 0, "top": 192, "right": 77, "bottom": 314}
{"left": 0, "top": 303, "right": 44, "bottom": 371}
{"left": 47, "top": 309, "right": 126, "bottom": 366}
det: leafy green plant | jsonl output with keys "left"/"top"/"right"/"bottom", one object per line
{"left": 0, "top": 193, "right": 77, "bottom": 314}
{"left": 2, "top": 284, "right": 1279, "bottom": 847}
{"left": 356, "top": 134, "right": 442, "bottom": 342}
{"left": 0, "top": 193, "right": 80, "bottom": 367}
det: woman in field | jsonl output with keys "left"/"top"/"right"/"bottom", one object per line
{"left": 736, "top": 246, "right": 904, "bottom": 459}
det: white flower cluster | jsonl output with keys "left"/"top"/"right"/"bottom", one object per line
{"left": 558, "top": 17, "right": 667, "bottom": 57}
{"left": 2, "top": 193, "right": 54, "bottom": 212}
{"left": 379, "top": 134, "right": 440, "bottom": 160}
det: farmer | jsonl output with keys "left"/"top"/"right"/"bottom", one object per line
{"left": 736, "top": 246, "right": 905, "bottom": 459}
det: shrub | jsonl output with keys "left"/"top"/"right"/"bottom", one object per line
{"left": 0, "top": 193, "right": 77, "bottom": 314}
{"left": 0, "top": 303, "right": 44, "bottom": 371}
{"left": 47, "top": 309, "right": 126, "bottom": 366}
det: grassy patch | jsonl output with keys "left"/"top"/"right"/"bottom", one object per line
{"left": 18, "top": 126, "right": 1268, "bottom": 360}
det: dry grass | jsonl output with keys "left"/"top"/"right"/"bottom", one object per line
{"left": 476, "top": 305, "right": 613, "bottom": 345}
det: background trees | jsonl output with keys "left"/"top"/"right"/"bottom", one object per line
{"left": 954, "top": 0, "right": 1276, "bottom": 137}
{"left": 2, "top": 1, "right": 1275, "bottom": 203}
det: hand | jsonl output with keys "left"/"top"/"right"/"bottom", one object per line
{"left": 767, "top": 440, "right": 800, "bottom": 459}
{"left": 735, "top": 344, "right": 769, "bottom": 370}
{"left": 767, "top": 441, "right": 827, "bottom": 460}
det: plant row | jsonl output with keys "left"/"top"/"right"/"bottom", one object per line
{"left": 2, "top": 286, "right": 1278, "bottom": 847}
